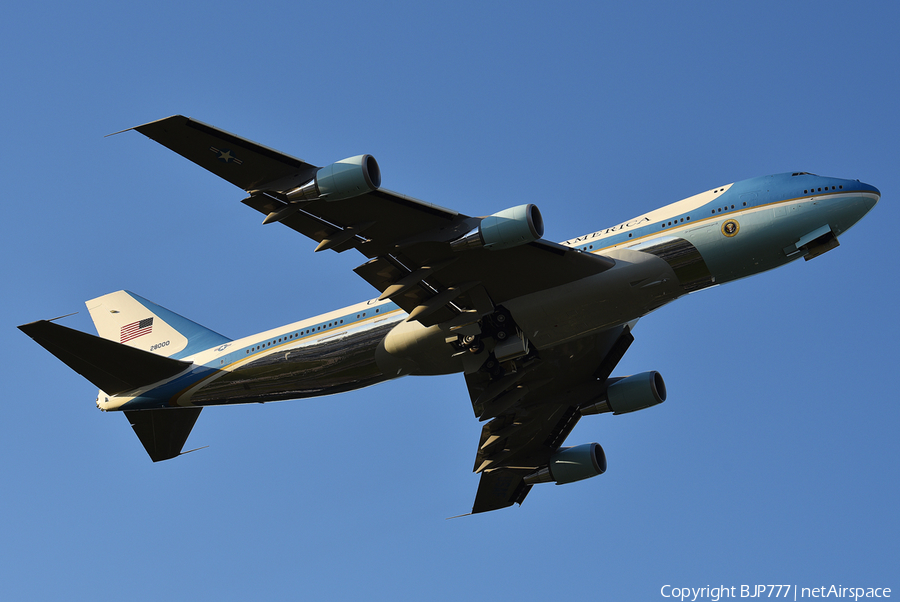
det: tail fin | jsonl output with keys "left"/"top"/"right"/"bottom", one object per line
{"left": 86, "top": 291, "right": 230, "bottom": 359}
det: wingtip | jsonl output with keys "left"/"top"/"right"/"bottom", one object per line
{"left": 104, "top": 126, "right": 135, "bottom": 138}
{"left": 48, "top": 311, "right": 79, "bottom": 322}
{"left": 105, "top": 115, "right": 188, "bottom": 138}
{"left": 18, "top": 312, "right": 78, "bottom": 332}
{"left": 179, "top": 445, "right": 209, "bottom": 457}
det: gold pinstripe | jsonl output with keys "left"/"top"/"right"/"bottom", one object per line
{"left": 166, "top": 307, "right": 406, "bottom": 406}
{"left": 583, "top": 191, "right": 873, "bottom": 254}
{"left": 148, "top": 189, "right": 878, "bottom": 408}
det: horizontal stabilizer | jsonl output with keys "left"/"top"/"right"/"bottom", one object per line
{"left": 125, "top": 408, "right": 202, "bottom": 462}
{"left": 18, "top": 320, "right": 192, "bottom": 395}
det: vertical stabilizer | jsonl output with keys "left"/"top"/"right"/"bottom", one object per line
{"left": 87, "top": 291, "right": 230, "bottom": 359}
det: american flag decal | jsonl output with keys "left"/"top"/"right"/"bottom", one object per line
{"left": 120, "top": 317, "right": 154, "bottom": 343}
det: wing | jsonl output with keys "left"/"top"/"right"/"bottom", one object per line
{"left": 126, "top": 116, "right": 633, "bottom": 513}
{"left": 467, "top": 323, "right": 635, "bottom": 513}
{"left": 126, "top": 116, "right": 615, "bottom": 327}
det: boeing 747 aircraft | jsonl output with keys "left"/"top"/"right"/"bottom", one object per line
{"left": 19, "top": 116, "right": 880, "bottom": 513}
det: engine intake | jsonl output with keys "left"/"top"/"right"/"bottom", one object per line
{"left": 451, "top": 204, "right": 544, "bottom": 251}
{"left": 523, "top": 442, "right": 607, "bottom": 485}
{"left": 286, "top": 154, "right": 381, "bottom": 203}
{"left": 580, "top": 371, "right": 667, "bottom": 415}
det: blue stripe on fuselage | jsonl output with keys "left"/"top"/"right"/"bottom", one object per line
{"left": 115, "top": 173, "right": 879, "bottom": 410}
{"left": 116, "top": 300, "right": 404, "bottom": 409}
{"left": 566, "top": 173, "right": 878, "bottom": 252}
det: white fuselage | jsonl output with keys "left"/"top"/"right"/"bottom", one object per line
{"left": 99, "top": 173, "right": 879, "bottom": 412}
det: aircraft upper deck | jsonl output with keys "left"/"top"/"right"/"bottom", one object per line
{"left": 563, "top": 172, "right": 880, "bottom": 252}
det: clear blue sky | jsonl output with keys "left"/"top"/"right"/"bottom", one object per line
{"left": 2, "top": 1, "right": 897, "bottom": 600}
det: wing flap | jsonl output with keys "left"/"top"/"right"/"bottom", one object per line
{"left": 374, "top": 242, "right": 614, "bottom": 327}
{"left": 264, "top": 189, "right": 469, "bottom": 260}
{"left": 353, "top": 256, "right": 459, "bottom": 324}
{"left": 242, "top": 193, "right": 340, "bottom": 243}
{"left": 472, "top": 468, "right": 533, "bottom": 514}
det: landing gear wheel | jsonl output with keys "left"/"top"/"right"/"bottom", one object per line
{"left": 484, "top": 356, "right": 503, "bottom": 379}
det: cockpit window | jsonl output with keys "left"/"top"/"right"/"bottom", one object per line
{"left": 791, "top": 172, "right": 815, "bottom": 176}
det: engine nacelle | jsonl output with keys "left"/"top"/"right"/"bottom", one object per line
{"left": 608, "top": 371, "right": 666, "bottom": 414}
{"left": 523, "top": 442, "right": 607, "bottom": 485}
{"left": 581, "top": 371, "right": 667, "bottom": 416}
{"left": 451, "top": 204, "right": 544, "bottom": 251}
{"left": 286, "top": 154, "right": 381, "bottom": 202}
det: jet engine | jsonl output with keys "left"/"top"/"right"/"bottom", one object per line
{"left": 580, "top": 371, "right": 667, "bottom": 415}
{"left": 286, "top": 154, "right": 381, "bottom": 202}
{"left": 524, "top": 443, "right": 607, "bottom": 485}
{"left": 451, "top": 204, "right": 544, "bottom": 251}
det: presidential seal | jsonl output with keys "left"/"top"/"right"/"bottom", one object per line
{"left": 722, "top": 219, "right": 740, "bottom": 237}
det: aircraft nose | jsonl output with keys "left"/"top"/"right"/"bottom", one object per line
{"left": 859, "top": 181, "right": 880, "bottom": 211}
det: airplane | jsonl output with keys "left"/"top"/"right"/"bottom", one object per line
{"left": 18, "top": 115, "right": 880, "bottom": 514}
